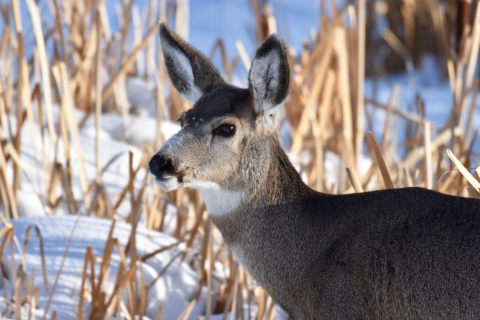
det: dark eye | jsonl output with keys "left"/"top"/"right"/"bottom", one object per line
{"left": 213, "top": 124, "right": 236, "bottom": 137}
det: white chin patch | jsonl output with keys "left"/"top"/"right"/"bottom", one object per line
{"left": 185, "top": 182, "right": 245, "bottom": 216}
{"left": 154, "top": 176, "right": 181, "bottom": 192}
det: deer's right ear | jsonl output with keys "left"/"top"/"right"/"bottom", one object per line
{"left": 159, "top": 22, "right": 224, "bottom": 103}
{"left": 248, "top": 34, "right": 290, "bottom": 114}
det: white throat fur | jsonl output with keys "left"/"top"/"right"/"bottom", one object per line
{"left": 186, "top": 182, "right": 245, "bottom": 216}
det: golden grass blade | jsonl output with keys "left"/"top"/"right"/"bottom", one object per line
{"left": 126, "top": 155, "right": 138, "bottom": 316}
{"left": 141, "top": 239, "right": 185, "bottom": 262}
{"left": 175, "top": 0, "right": 190, "bottom": 39}
{"left": 94, "top": 220, "right": 116, "bottom": 300}
{"left": 138, "top": 262, "right": 147, "bottom": 319}
{"left": 466, "top": 3, "right": 480, "bottom": 89}
{"left": 476, "top": 166, "right": 480, "bottom": 179}
{"left": 52, "top": 0, "right": 66, "bottom": 61}
{"left": 209, "top": 39, "right": 230, "bottom": 80}
{"left": 25, "top": 0, "right": 55, "bottom": 141}
{"left": 41, "top": 216, "right": 81, "bottom": 320}
{"left": 61, "top": 168, "right": 78, "bottom": 214}
{"left": 12, "top": 35, "right": 24, "bottom": 204}
{"left": 104, "top": 259, "right": 138, "bottom": 310}
{"left": 381, "top": 96, "right": 393, "bottom": 151}
{"left": 176, "top": 299, "right": 196, "bottom": 320}
{"left": 11, "top": 0, "right": 22, "bottom": 32}
{"left": 235, "top": 40, "right": 251, "bottom": 72}
{"left": 334, "top": 26, "right": 355, "bottom": 168}
{"left": 366, "top": 98, "right": 439, "bottom": 129}
{"left": 0, "top": 225, "right": 14, "bottom": 266}
{"left": 0, "top": 23, "right": 11, "bottom": 56}
{"left": 461, "top": 81, "right": 479, "bottom": 152}
{"left": 60, "top": 63, "right": 90, "bottom": 202}
{"left": 113, "top": 152, "right": 149, "bottom": 212}
{"left": 119, "top": 301, "right": 133, "bottom": 320}
{"left": 22, "top": 225, "right": 48, "bottom": 291}
{"left": 439, "top": 168, "right": 459, "bottom": 194}
{"left": 311, "top": 115, "right": 324, "bottom": 191}
{"left": 228, "top": 272, "right": 240, "bottom": 320}
{"left": 9, "top": 232, "right": 21, "bottom": 320}
{"left": 51, "top": 63, "right": 90, "bottom": 209}
{"left": 112, "top": 238, "right": 128, "bottom": 270}
{"left": 368, "top": 132, "right": 394, "bottom": 189}
{"left": 153, "top": 306, "right": 163, "bottom": 320}
{"left": 0, "top": 145, "right": 18, "bottom": 218}
{"left": 95, "top": 11, "right": 103, "bottom": 182}
{"left": 382, "top": 29, "right": 413, "bottom": 64}
{"left": 467, "top": 188, "right": 479, "bottom": 199}
{"left": 265, "top": 296, "right": 276, "bottom": 320}
{"left": 446, "top": 149, "right": 480, "bottom": 192}
{"left": 346, "top": 167, "right": 363, "bottom": 193}
{"left": 102, "top": 23, "right": 158, "bottom": 103}
{"left": 147, "top": 252, "right": 183, "bottom": 291}
{"left": 405, "top": 167, "right": 414, "bottom": 188}
{"left": 205, "top": 219, "right": 214, "bottom": 320}
{"left": 355, "top": 0, "right": 366, "bottom": 169}
{"left": 105, "top": 265, "right": 125, "bottom": 319}
{"left": 291, "top": 36, "right": 333, "bottom": 154}
{"left": 195, "top": 216, "right": 212, "bottom": 298}
{"left": 222, "top": 262, "right": 239, "bottom": 320}
{"left": 424, "top": 121, "right": 432, "bottom": 189}
{"left": 255, "top": 286, "right": 266, "bottom": 320}
{"left": 447, "top": 59, "right": 455, "bottom": 94}
{"left": 48, "top": 163, "right": 62, "bottom": 208}
{"left": 250, "top": 0, "right": 263, "bottom": 44}
{"left": 404, "top": 127, "right": 461, "bottom": 169}
{"left": 78, "top": 246, "right": 94, "bottom": 320}
{"left": 0, "top": 223, "right": 13, "bottom": 239}
{"left": 0, "top": 172, "right": 11, "bottom": 219}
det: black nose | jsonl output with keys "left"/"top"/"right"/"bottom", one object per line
{"left": 149, "top": 153, "right": 174, "bottom": 177}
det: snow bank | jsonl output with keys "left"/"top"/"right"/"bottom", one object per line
{"left": 1, "top": 216, "right": 200, "bottom": 319}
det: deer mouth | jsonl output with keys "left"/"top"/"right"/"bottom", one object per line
{"left": 154, "top": 174, "right": 183, "bottom": 191}
{"left": 149, "top": 153, "right": 187, "bottom": 191}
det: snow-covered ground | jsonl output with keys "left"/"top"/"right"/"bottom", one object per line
{"left": 1, "top": 216, "right": 200, "bottom": 319}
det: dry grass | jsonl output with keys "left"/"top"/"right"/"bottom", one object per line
{"left": 0, "top": 0, "right": 478, "bottom": 319}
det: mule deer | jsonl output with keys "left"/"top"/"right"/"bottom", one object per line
{"left": 150, "top": 23, "right": 480, "bottom": 319}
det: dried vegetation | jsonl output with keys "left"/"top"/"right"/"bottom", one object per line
{"left": 0, "top": 0, "right": 479, "bottom": 319}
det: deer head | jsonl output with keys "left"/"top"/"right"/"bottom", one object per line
{"left": 149, "top": 23, "right": 290, "bottom": 215}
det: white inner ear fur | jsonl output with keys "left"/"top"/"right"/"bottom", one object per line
{"left": 257, "top": 103, "right": 285, "bottom": 135}
{"left": 185, "top": 181, "right": 245, "bottom": 216}
{"left": 161, "top": 40, "right": 203, "bottom": 103}
{"left": 249, "top": 49, "right": 281, "bottom": 113}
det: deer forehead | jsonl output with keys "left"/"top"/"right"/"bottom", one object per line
{"left": 184, "top": 85, "right": 252, "bottom": 122}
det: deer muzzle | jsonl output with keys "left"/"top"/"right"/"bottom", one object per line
{"left": 149, "top": 153, "right": 175, "bottom": 177}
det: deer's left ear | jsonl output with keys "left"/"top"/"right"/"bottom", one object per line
{"left": 159, "top": 22, "right": 224, "bottom": 103}
{"left": 248, "top": 34, "right": 290, "bottom": 114}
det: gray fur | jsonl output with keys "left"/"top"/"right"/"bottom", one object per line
{"left": 248, "top": 34, "right": 290, "bottom": 113}
{"left": 159, "top": 22, "right": 224, "bottom": 102}
{"left": 151, "top": 28, "right": 480, "bottom": 319}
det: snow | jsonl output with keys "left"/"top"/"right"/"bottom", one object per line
{"left": 1, "top": 216, "right": 199, "bottom": 320}
{"left": 2, "top": 113, "right": 146, "bottom": 218}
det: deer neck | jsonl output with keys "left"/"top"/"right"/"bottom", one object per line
{"left": 206, "top": 138, "right": 314, "bottom": 239}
